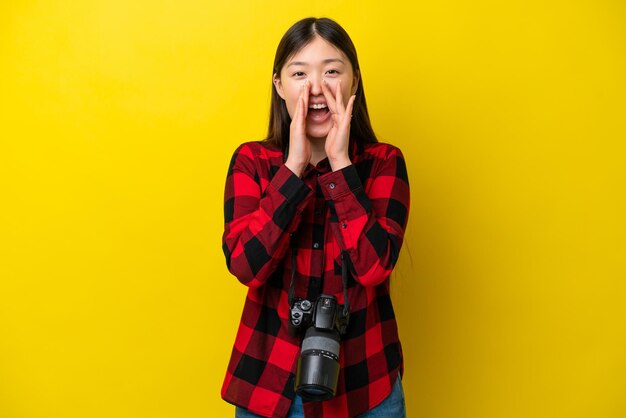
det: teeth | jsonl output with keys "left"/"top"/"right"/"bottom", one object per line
{"left": 309, "top": 103, "right": 327, "bottom": 110}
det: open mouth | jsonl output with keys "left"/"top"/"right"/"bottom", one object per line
{"left": 307, "top": 103, "right": 330, "bottom": 123}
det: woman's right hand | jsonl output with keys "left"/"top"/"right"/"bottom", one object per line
{"left": 285, "top": 80, "right": 311, "bottom": 177}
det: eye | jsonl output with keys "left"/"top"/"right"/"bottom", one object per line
{"left": 292, "top": 71, "right": 306, "bottom": 78}
{"left": 325, "top": 69, "right": 340, "bottom": 76}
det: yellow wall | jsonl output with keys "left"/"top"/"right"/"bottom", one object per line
{"left": 1, "top": 1, "right": 625, "bottom": 417}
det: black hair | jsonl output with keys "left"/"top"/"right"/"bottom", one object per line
{"left": 265, "top": 17, "right": 378, "bottom": 149}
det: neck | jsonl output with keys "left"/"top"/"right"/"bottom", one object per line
{"left": 309, "top": 137, "right": 327, "bottom": 166}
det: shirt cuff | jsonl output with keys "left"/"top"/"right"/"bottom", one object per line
{"left": 318, "top": 164, "right": 363, "bottom": 199}
{"left": 269, "top": 163, "right": 312, "bottom": 204}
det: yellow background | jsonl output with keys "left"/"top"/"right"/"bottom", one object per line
{"left": 1, "top": 1, "right": 625, "bottom": 417}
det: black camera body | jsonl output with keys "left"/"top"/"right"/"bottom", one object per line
{"left": 289, "top": 295, "right": 349, "bottom": 334}
{"left": 289, "top": 294, "right": 350, "bottom": 401}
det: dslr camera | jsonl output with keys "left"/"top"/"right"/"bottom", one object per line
{"left": 289, "top": 294, "right": 349, "bottom": 401}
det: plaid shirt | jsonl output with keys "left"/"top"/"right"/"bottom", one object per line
{"left": 221, "top": 140, "right": 410, "bottom": 418}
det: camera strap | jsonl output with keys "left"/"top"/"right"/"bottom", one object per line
{"left": 288, "top": 233, "right": 297, "bottom": 306}
{"left": 288, "top": 234, "right": 350, "bottom": 316}
{"left": 340, "top": 251, "right": 350, "bottom": 316}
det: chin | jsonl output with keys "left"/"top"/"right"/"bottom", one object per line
{"left": 306, "top": 125, "right": 331, "bottom": 140}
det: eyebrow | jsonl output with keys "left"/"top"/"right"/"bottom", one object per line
{"left": 287, "top": 58, "right": 345, "bottom": 68}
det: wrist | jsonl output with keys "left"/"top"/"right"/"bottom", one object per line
{"left": 329, "top": 156, "right": 351, "bottom": 171}
{"left": 285, "top": 159, "right": 307, "bottom": 177}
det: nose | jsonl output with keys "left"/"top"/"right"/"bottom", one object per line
{"left": 308, "top": 76, "right": 323, "bottom": 96}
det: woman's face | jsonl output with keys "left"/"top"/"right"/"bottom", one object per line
{"left": 274, "top": 36, "right": 358, "bottom": 140}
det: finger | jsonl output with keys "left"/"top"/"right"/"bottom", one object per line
{"left": 335, "top": 79, "right": 345, "bottom": 114}
{"left": 321, "top": 79, "right": 338, "bottom": 114}
{"left": 342, "top": 94, "right": 356, "bottom": 128}
{"left": 303, "top": 80, "right": 310, "bottom": 117}
{"left": 296, "top": 95, "right": 306, "bottom": 129}
{"left": 300, "top": 95, "right": 306, "bottom": 125}
{"left": 292, "top": 86, "right": 303, "bottom": 126}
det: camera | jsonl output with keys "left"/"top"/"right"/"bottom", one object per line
{"left": 289, "top": 294, "right": 349, "bottom": 401}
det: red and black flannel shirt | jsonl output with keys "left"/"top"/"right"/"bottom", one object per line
{"left": 221, "top": 139, "right": 410, "bottom": 418}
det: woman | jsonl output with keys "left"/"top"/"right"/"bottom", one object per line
{"left": 221, "top": 17, "right": 410, "bottom": 418}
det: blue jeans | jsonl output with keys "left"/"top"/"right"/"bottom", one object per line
{"left": 235, "top": 376, "right": 406, "bottom": 418}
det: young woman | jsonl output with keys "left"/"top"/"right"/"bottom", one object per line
{"left": 221, "top": 17, "right": 410, "bottom": 418}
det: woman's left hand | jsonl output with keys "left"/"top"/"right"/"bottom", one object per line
{"left": 322, "top": 79, "right": 356, "bottom": 171}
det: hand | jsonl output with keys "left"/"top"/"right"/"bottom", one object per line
{"left": 322, "top": 79, "right": 356, "bottom": 171}
{"left": 285, "top": 81, "right": 311, "bottom": 177}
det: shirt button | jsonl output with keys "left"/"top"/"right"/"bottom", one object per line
{"left": 329, "top": 182, "right": 335, "bottom": 189}
{"left": 341, "top": 222, "right": 347, "bottom": 229}
{"left": 313, "top": 242, "right": 320, "bottom": 249}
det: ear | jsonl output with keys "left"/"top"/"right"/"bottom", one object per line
{"left": 273, "top": 74, "right": 285, "bottom": 100}
{"left": 351, "top": 71, "right": 360, "bottom": 95}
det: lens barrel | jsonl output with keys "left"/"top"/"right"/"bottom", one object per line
{"left": 295, "top": 327, "right": 341, "bottom": 401}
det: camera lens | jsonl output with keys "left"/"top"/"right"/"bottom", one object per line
{"left": 295, "top": 327, "right": 341, "bottom": 401}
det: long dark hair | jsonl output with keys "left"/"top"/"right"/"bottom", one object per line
{"left": 265, "top": 17, "right": 378, "bottom": 149}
